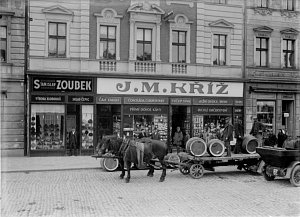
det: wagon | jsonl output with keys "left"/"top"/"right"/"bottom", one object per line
{"left": 91, "top": 153, "right": 121, "bottom": 172}
{"left": 256, "top": 146, "right": 300, "bottom": 187}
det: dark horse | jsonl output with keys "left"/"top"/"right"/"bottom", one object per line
{"left": 98, "top": 136, "right": 168, "bottom": 183}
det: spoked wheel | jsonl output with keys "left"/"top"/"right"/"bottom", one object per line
{"left": 179, "top": 160, "right": 190, "bottom": 175}
{"left": 189, "top": 164, "right": 204, "bottom": 179}
{"left": 290, "top": 165, "right": 300, "bottom": 187}
{"left": 262, "top": 165, "right": 275, "bottom": 181}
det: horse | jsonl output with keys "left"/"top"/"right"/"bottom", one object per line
{"left": 98, "top": 136, "right": 168, "bottom": 183}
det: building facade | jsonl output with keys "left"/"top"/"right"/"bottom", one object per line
{"left": 245, "top": 0, "right": 300, "bottom": 138}
{"left": 0, "top": 0, "right": 25, "bottom": 157}
{"left": 12, "top": 0, "right": 299, "bottom": 157}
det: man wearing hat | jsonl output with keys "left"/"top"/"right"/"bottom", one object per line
{"left": 68, "top": 127, "right": 77, "bottom": 156}
{"left": 222, "top": 117, "right": 233, "bottom": 157}
{"left": 250, "top": 116, "right": 265, "bottom": 147}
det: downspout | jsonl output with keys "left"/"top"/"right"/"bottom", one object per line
{"left": 24, "top": 0, "right": 29, "bottom": 156}
{"left": 242, "top": 0, "right": 248, "bottom": 133}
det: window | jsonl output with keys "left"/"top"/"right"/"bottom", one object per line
{"left": 0, "top": 26, "right": 7, "bottom": 62}
{"left": 0, "top": 0, "right": 8, "bottom": 7}
{"left": 282, "top": 39, "right": 295, "bottom": 68}
{"left": 256, "top": 37, "right": 268, "bottom": 67}
{"left": 257, "top": 101, "right": 275, "bottom": 134}
{"left": 283, "top": 0, "right": 294, "bottom": 10}
{"left": 48, "top": 22, "right": 66, "bottom": 57}
{"left": 136, "top": 28, "right": 152, "bottom": 61}
{"left": 258, "top": 0, "right": 268, "bottom": 8}
{"left": 217, "top": 0, "right": 226, "bottom": 3}
{"left": 172, "top": 31, "right": 186, "bottom": 63}
{"left": 99, "top": 25, "right": 116, "bottom": 59}
{"left": 213, "top": 34, "right": 226, "bottom": 65}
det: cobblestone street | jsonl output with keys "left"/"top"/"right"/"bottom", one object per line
{"left": 2, "top": 166, "right": 300, "bottom": 217}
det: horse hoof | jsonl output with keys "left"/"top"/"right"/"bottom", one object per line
{"left": 147, "top": 173, "right": 153, "bottom": 177}
{"left": 125, "top": 178, "right": 130, "bottom": 183}
{"left": 159, "top": 177, "right": 165, "bottom": 182}
{"left": 120, "top": 175, "right": 124, "bottom": 179}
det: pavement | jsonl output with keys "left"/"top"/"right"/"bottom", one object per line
{"left": 1, "top": 156, "right": 101, "bottom": 173}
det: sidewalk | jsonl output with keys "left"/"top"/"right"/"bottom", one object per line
{"left": 1, "top": 156, "right": 100, "bottom": 173}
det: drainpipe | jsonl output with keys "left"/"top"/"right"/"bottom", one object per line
{"left": 242, "top": 1, "right": 248, "bottom": 134}
{"left": 24, "top": 0, "right": 29, "bottom": 156}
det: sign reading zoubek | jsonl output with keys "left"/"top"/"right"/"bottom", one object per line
{"left": 97, "top": 78, "right": 243, "bottom": 97}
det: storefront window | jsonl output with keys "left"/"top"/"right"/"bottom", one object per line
{"left": 31, "top": 105, "right": 65, "bottom": 150}
{"left": 257, "top": 101, "right": 275, "bottom": 134}
{"left": 97, "top": 105, "right": 121, "bottom": 139}
{"left": 81, "top": 105, "right": 94, "bottom": 150}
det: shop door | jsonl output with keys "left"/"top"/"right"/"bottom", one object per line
{"left": 282, "top": 100, "right": 294, "bottom": 137}
{"left": 171, "top": 106, "right": 190, "bottom": 143}
{"left": 66, "top": 105, "right": 80, "bottom": 154}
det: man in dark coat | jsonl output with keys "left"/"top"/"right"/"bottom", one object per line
{"left": 250, "top": 117, "right": 265, "bottom": 147}
{"left": 69, "top": 127, "right": 77, "bottom": 156}
{"left": 233, "top": 117, "right": 244, "bottom": 154}
{"left": 277, "top": 129, "right": 287, "bottom": 148}
{"left": 222, "top": 117, "right": 233, "bottom": 157}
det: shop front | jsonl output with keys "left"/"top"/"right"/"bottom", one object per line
{"left": 97, "top": 78, "right": 244, "bottom": 147}
{"left": 28, "top": 76, "right": 95, "bottom": 156}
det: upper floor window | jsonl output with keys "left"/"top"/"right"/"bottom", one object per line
{"left": 0, "top": 0, "right": 8, "bottom": 7}
{"left": 136, "top": 28, "right": 152, "bottom": 61}
{"left": 282, "top": 39, "right": 295, "bottom": 68}
{"left": 213, "top": 0, "right": 226, "bottom": 4}
{"left": 256, "top": 37, "right": 269, "bottom": 67}
{"left": 48, "top": 22, "right": 66, "bottom": 57}
{"left": 283, "top": 0, "right": 294, "bottom": 11}
{"left": 258, "top": 0, "right": 268, "bottom": 8}
{"left": 172, "top": 31, "right": 186, "bottom": 63}
{"left": 213, "top": 34, "right": 226, "bottom": 66}
{"left": 100, "top": 25, "right": 116, "bottom": 59}
{"left": 0, "top": 26, "right": 7, "bottom": 62}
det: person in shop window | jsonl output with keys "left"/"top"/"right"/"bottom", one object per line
{"left": 138, "top": 129, "right": 147, "bottom": 139}
{"left": 68, "top": 127, "right": 77, "bottom": 156}
{"left": 233, "top": 117, "right": 244, "bottom": 154}
{"left": 250, "top": 117, "right": 265, "bottom": 147}
{"left": 222, "top": 117, "right": 233, "bottom": 157}
{"left": 173, "top": 126, "right": 183, "bottom": 153}
{"left": 151, "top": 128, "right": 161, "bottom": 141}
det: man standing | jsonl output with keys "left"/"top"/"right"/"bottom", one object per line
{"left": 151, "top": 128, "right": 161, "bottom": 140}
{"left": 250, "top": 117, "right": 265, "bottom": 147}
{"left": 233, "top": 117, "right": 244, "bottom": 154}
{"left": 173, "top": 126, "right": 183, "bottom": 153}
{"left": 222, "top": 117, "right": 233, "bottom": 157}
{"left": 69, "top": 127, "right": 77, "bottom": 156}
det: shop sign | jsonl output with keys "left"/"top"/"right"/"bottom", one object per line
{"left": 31, "top": 95, "right": 65, "bottom": 103}
{"left": 32, "top": 77, "right": 93, "bottom": 92}
{"left": 234, "top": 98, "right": 243, "bottom": 106}
{"left": 193, "top": 97, "right": 234, "bottom": 105}
{"left": 124, "top": 105, "right": 168, "bottom": 114}
{"left": 234, "top": 107, "right": 243, "bottom": 114}
{"left": 96, "top": 96, "right": 122, "bottom": 104}
{"left": 68, "top": 96, "right": 94, "bottom": 103}
{"left": 170, "top": 98, "right": 192, "bottom": 105}
{"left": 282, "top": 94, "right": 294, "bottom": 100}
{"left": 124, "top": 96, "right": 168, "bottom": 104}
{"left": 97, "top": 78, "right": 243, "bottom": 97}
{"left": 193, "top": 106, "right": 232, "bottom": 114}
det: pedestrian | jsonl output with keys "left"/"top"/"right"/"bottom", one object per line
{"left": 250, "top": 117, "right": 265, "bottom": 147}
{"left": 277, "top": 129, "right": 287, "bottom": 148}
{"left": 173, "top": 126, "right": 183, "bottom": 153}
{"left": 183, "top": 130, "right": 190, "bottom": 151}
{"left": 233, "top": 117, "right": 244, "bottom": 154}
{"left": 151, "top": 128, "right": 161, "bottom": 140}
{"left": 138, "top": 129, "right": 147, "bottom": 139}
{"left": 222, "top": 117, "right": 233, "bottom": 157}
{"left": 68, "top": 127, "right": 77, "bottom": 156}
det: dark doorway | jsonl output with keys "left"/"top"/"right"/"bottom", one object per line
{"left": 66, "top": 104, "right": 80, "bottom": 155}
{"left": 171, "top": 106, "right": 190, "bottom": 146}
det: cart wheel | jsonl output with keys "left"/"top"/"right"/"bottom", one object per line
{"left": 179, "top": 160, "right": 190, "bottom": 175}
{"left": 189, "top": 164, "right": 204, "bottom": 179}
{"left": 262, "top": 165, "right": 275, "bottom": 181}
{"left": 103, "top": 158, "right": 119, "bottom": 172}
{"left": 290, "top": 165, "right": 300, "bottom": 187}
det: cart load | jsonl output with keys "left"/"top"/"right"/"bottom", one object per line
{"left": 207, "top": 139, "right": 225, "bottom": 157}
{"left": 185, "top": 137, "right": 207, "bottom": 157}
{"left": 242, "top": 135, "right": 258, "bottom": 154}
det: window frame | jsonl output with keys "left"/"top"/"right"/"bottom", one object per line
{"left": 255, "top": 37, "right": 269, "bottom": 67}
{"left": 283, "top": 0, "right": 295, "bottom": 11}
{"left": 48, "top": 22, "right": 67, "bottom": 58}
{"left": 282, "top": 38, "right": 295, "bottom": 68}
{"left": 136, "top": 28, "right": 152, "bottom": 61}
{"left": 99, "top": 25, "right": 116, "bottom": 60}
{"left": 213, "top": 34, "right": 227, "bottom": 66}
{"left": 0, "top": 26, "right": 7, "bottom": 62}
{"left": 257, "top": 0, "right": 269, "bottom": 8}
{"left": 172, "top": 30, "right": 187, "bottom": 63}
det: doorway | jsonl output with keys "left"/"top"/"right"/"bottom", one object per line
{"left": 171, "top": 106, "right": 190, "bottom": 145}
{"left": 66, "top": 104, "right": 80, "bottom": 155}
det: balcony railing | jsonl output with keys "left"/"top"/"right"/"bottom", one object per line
{"left": 172, "top": 63, "right": 187, "bottom": 74}
{"left": 134, "top": 61, "right": 156, "bottom": 73}
{"left": 99, "top": 60, "right": 116, "bottom": 72}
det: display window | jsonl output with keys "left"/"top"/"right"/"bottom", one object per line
{"left": 30, "top": 105, "right": 65, "bottom": 150}
{"left": 97, "top": 105, "right": 121, "bottom": 139}
{"left": 257, "top": 101, "right": 275, "bottom": 134}
{"left": 81, "top": 105, "right": 94, "bottom": 150}
{"left": 123, "top": 114, "right": 168, "bottom": 142}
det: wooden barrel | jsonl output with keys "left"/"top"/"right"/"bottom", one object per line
{"left": 207, "top": 139, "right": 225, "bottom": 157}
{"left": 185, "top": 137, "right": 207, "bottom": 157}
{"left": 242, "top": 135, "right": 258, "bottom": 154}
